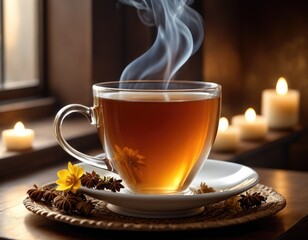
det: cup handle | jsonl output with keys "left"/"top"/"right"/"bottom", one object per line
{"left": 53, "top": 104, "right": 116, "bottom": 172}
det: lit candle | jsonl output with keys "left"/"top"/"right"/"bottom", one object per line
{"left": 261, "top": 77, "right": 300, "bottom": 129}
{"left": 2, "top": 121, "right": 34, "bottom": 151}
{"left": 212, "top": 117, "right": 239, "bottom": 152}
{"left": 231, "top": 108, "right": 268, "bottom": 140}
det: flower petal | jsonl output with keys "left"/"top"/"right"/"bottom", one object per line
{"left": 56, "top": 179, "right": 67, "bottom": 185}
{"left": 57, "top": 169, "right": 70, "bottom": 179}
{"left": 56, "top": 184, "right": 71, "bottom": 191}
{"left": 73, "top": 179, "right": 81, "bottom": 190}
{"left": 75, "top": 166, "right": 84, "bottom": 178}
{"left": 68, "top": 162, "right": 74, "bottom": 174}
{"left": 70, "top": 188, "right": 77, "bottom": 194}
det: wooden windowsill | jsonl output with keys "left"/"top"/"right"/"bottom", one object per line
{"left": 0, "top": 116, "right": 101, "bottom": 179}
{"left": 0, "top": 97, "right": 58, "bottom": 127}
{"left": 209, "top": 126, "right": 308, "bottom": 171}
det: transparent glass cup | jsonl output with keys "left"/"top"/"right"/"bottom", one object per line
{"left": 54, "top": 80, "right": 221, "bottom": 194}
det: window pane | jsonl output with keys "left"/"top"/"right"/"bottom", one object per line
{"left": 2, "top": 0, "right": 38, "bottom": 89}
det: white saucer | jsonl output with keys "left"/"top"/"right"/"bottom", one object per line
{"left": 78, "top": 159, "right": 259, "bottom": 218}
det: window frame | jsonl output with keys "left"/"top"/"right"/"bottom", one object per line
{"left": 0, "top": 0, "right": 47, "bottom": 103}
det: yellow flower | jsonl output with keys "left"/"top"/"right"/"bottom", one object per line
{"left": 114, "top": 145, "right": 146, "bottom": 183}
{"left": 114, "top": 145, "right": 146, "bottom": 170}
{"left": 56, "top": 162, "right": 84, "bottom": 193}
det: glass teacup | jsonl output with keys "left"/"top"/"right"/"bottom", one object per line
{"left": 54, "top": 80, "right": 221, "bottom": 194}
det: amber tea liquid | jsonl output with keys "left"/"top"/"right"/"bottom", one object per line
{"left": 95, "top": 92, "right": 220, "bottom": 194}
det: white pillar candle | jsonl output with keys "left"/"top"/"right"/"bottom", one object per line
{"left": 2, "top": 122, "right": 35, "bottom": 151}
{"left": 231, "top": 108, "right": 268, "bottom": 140}
{"left": 212, "top": 117, "right": 239, "bottom": 152}
{"left": 261, "top": 77, "right": 300, "bottom": 129}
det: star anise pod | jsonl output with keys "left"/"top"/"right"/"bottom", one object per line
{"left": 75, "top": 192, "right": 87, "bottom": 202}
{"left": 108, "top": 178, "right": 125, "bottom": 192}
{"left": 53, "top": 192, "right": 80, "bottom": 212}
{"left": 75, "top": 200, "right": 95, "bottom": 216}
{"left": 81, "top": 171, "right": 101, "bottom": 188}
{"left": 95, "top": 176, "right": 112, "bottom": 190}
{"left": 42, "top": 188, "right": 59, "bottom": 203}
{"left": 95, "top": 176, "right": 124, "bottom": 192}
{"left": 191, "top": 182, "right": 216, "bottom": 194}
{"left": 27, "top": 184, "right": 45, "bottom": 202}
{"left": 238, "top": 191, "right": 267, "bottom": 210}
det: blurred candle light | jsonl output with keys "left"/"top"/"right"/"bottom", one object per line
{"left": 232, "top": 108, "right": 268, "bottom": 140}
{"left": 212, "top": 117, "right": 239, "bottom": 152}
{"left": 261, "top": 77, "right": 300, "bottom": 129}
{"left": 2, "top": 121, "right": 34, "bottom": 151}
{"left": 277, "top": 77, "right": 288, "bottom": 95}
{"left": 245, "top": 108, "right": 256, "bottom": 122}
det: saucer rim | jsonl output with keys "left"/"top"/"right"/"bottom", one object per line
{"left": 78, "top": 159, "right": 259, "bottom": 199}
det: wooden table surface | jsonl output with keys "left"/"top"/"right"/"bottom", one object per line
{"left": 1, "top": 161, "right": 307, "bottom": 240}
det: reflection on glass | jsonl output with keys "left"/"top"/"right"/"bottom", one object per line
{"left": 3, "top": 0, "right": 38, "bottom": 89}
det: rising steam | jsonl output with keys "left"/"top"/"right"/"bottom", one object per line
{"left": 119, "top": 0, "right": 204, "bottom": 81}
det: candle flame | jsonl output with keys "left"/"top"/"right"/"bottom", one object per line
{"left": 14, "top": 121, "right": 25, "bottom": 132}
{"left": 276, "top": 77, "right": 288, "bottom": 95}
{"left": 245, "top": 108, "right": 256, "bottom": 122}
{"left": 218, "top": 117, "right": 229, "bottom": 131}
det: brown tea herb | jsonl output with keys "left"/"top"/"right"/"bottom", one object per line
{"left": 191, "top": 182, "right": 267, "bottom": 212}
{"left": 80, "top": 171, "right": 101, "bottom": 188}
{"left": 81, "top": 171, "right": 124, "bottom": 192}
{"left": 27, "top": 184, "right": 45, "bottom": 202}
{"left": 53, "top": 192, "right": 81, "bottom": 212}
{"left": 26, "top": 170, "right": 124, "bottom": 216}
{"left": 238, "top": 191, "right": 267, "bottom": 209}
{"left": 190, "top": 182, "right": 216, "bottom": 194}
